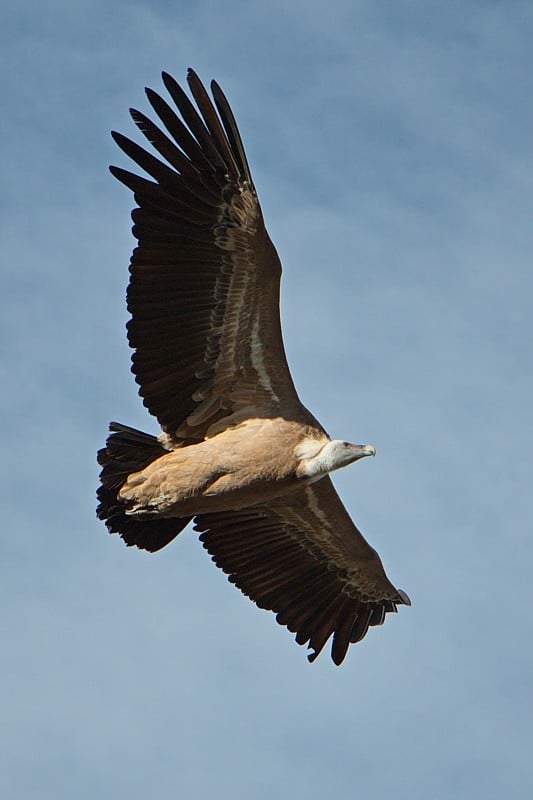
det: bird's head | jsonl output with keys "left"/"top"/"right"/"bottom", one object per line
{"left": 295, "top": 437, "right": 376, "bottom": 480}
{"left": 323, "top": 440, "right": 376, "bottom": 470}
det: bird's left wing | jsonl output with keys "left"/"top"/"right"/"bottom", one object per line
{"left": 110, "top": 69, "right": 302, "bottom": 445}
{"left": 194, "top": 476, "right": 410, "bottom": 665}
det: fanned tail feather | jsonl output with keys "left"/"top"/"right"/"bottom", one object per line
{"left": 96, "top": 422, "right": 191, "bottom": 552}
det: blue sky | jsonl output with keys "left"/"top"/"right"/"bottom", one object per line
{"left": 2, "top": 1, "right": 532, "bottom": 798}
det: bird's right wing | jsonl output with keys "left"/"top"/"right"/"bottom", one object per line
{"left": 194, "top": 476, "right": 410, "bottom": 665}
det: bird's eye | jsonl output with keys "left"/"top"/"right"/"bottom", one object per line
{"left": 343, "top": 442, "right": 349, "bottom": 447}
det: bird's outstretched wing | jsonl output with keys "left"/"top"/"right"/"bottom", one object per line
{"left": 111, "top": 69, "right": 302, "bottom": 444}
{"left": 194, "top": 476, "right": 410, "bottom": 665}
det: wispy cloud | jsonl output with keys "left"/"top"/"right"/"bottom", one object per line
{"left": 2, "top": 2, "right": 532, "bottom": 799}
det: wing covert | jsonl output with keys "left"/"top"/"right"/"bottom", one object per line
{"left": 194, "top": 476, "right": 410, "bottom": 665}
{"left": 111, "top": 69, "right": 300, "bottom": 444}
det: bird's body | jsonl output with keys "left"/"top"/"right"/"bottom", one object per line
{"left": 97, "top": 68, "right": 410, "bottom": 664}
{"left": 119, "top": 417, "right": 325, "bottom": 516}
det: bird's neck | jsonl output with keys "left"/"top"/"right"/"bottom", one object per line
{"left": 295, "top": 439, "right": 341, "bottom": 481}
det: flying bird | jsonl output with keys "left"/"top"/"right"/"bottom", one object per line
{"left": 97, "top": 68, "right": 410, "bottom": 664}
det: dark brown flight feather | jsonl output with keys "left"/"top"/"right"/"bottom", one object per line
{"left": 97, "top": 69, "right": 410, "bottom": 665}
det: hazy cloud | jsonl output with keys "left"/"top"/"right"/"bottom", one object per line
{"left": 2, "top": 2, "right": 532, "bottom": 798}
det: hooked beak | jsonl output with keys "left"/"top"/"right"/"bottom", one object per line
{"left": 353, "top": 444, "right": 376, "bottom": 460}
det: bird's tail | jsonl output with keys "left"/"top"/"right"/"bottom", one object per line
{"left": 96, "top": 422, "right": 192, "bottom": 552}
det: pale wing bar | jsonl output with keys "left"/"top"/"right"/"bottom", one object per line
{"left": 110, "top": 69, "right": 281, "bottom": 442}
{"left": 194, "top": 480, "right": 410, "bottom": 665}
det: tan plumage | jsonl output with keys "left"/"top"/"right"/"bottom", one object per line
{"left": 97, "top": 69, "right": 410, "bottom": 664}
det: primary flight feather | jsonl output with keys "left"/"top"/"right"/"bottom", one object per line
{"left": 97, "top": 68, "right": 410, "bottom": 665}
